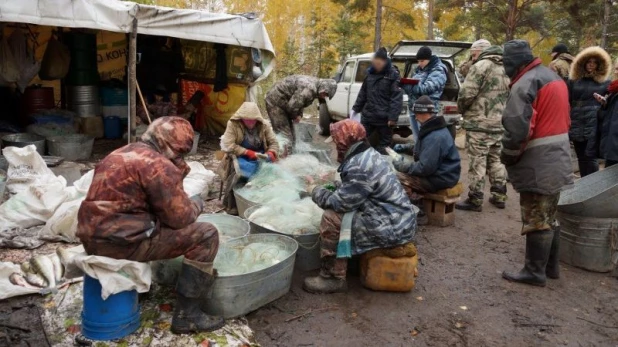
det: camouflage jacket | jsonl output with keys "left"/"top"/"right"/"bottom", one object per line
{"left": 458, "top": 58, "right": 474, "bottom": 78}
{"left": 548, "top": 53, "right": 574, "bottom": 80}
{"left": 265, "top": 75, "right": 336, "bottom": 118}
{"left": 457, "top": 46, "right": 510, "bottom": 134}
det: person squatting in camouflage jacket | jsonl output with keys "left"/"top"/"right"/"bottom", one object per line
{"left": 455, "top": 45, "right": 510, "bottom": 212}
{"left": 265, "top": 75, "right": 336, "bottom": 153}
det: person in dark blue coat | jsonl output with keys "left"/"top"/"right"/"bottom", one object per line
{"left": 588, "top": 64, "right": 618, "bottom": 167}
{"left": 394, "top": 96, "right": 461, "bottom": 199}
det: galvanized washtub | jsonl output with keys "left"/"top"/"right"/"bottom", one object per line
{"left": 558, "top": 164, "right": 618, "bottom": 218}
{"left": 2, "top": 133, "right": 46, "bottom": 155}
{"left": 233, "top": 185, "right": 260, "bottom": 218}
{"left": 46, "top": 134, "right": 94, "bottom": 161}
{"left": 557, "top": 211, "right": 618, "bottom": 273}
{"left": 203, "top": 234, "right": 298, "bottom": 319}
{"left": 244, "top": 205, "right": 321, "bottom": 271}
{"left": 151, "top": 214, "right": 251, "bottom": 285}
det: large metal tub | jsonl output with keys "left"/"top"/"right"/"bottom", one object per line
{"left": 2, "top": 133, "right": 46, "bottom": 155}
{"left": 196, "top": 214, "right": 250, "bottom": 243}
{"left": 245, "top": 205, "right": 321, "bottom": 271}
{"left": 203, "top": 234, "right": 298, "bottom": 319}
{"left": 233, "top": 185, "right": 260, "bottom": 218}
{"left": 46, "top": 134, "right": 94, "bottom": 161}
{"left": 557, "top": 211, "right": 618, "bottom": 273}
{"left": 558, "top": 164, "right": 618, "bottom": 218}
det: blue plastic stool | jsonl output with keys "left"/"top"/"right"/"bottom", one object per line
{"left": 81, "top": 275, "right": 141, "bottom": 340}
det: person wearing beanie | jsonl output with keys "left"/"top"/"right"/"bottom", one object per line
{"left": 393, "top": 95, "right": 461, "bottom": 218}
{"left": 548, "top": 43, "right": 574, "bottom": 80}
{"left": 458, "top": 39, "right": 492, "bottom": 78}
{"left": 500, "top": 39, "right": 572, "bottom": 287}
{"left": 456, "top": 45, "right": 510, "bottom": 213}
{"left": 351, "top": 47, "right": 403, "bottom": 154}
{"left": 402, "top": 45, "right": 448, "bottom": 143}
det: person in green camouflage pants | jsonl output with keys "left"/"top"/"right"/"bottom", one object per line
{"left": 455, "top": 44, "right": 510, "bottom": 212}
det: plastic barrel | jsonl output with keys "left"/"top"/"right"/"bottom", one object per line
{"left": 103, "top": 116, "right": 122, "bottom": 139}
{"left": 81, "top": 275, "right": 140, "bottom": 341}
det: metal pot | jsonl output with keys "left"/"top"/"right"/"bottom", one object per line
{"left": 2, "top": 133, "right": 46, "bottom": 155}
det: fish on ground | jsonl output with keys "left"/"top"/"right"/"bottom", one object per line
{"left": 9, "top": 273, "right": 38, "bottom": 288}
{"left": 30, "top": 255, "right": 56, "bottom": 288}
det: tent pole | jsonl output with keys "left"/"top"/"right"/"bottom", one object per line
{"left": 128, "top": 18, "right": 137, "bottom": 143}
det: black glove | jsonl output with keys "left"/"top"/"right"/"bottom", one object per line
{"left": 500, "top": 152, "right": 519, "bottom": 167}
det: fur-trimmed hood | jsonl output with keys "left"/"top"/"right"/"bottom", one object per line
{"left": 570, "top": 46, "right": 612, "bottom": 83}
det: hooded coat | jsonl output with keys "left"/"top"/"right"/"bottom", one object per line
{"left": 549, "top": 53, "right": 574, "bottom": 80}
{"left": 407, "top": 55, "right": 448, "bottom": 107}
{"left": 351, "top": 60, "right": 404, "bottom": 124}
{"left": 568, "top": 47, "right": 612, "bottom": 142}
{"left": 587, "top": 80, "right": 618, "bottom": 162}
{"left": 77, "top": 117, "right": 202, "bottom": 246}
{"left": 312, "top": 120, "right": 416, "bottom": 255}
{"left": 458, "top": 46, "right": 510, "bottom": 134}
{"left": 220, "top": 102, "right": 279, "bottom": 158}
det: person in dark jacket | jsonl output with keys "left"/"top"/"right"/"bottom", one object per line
{"left": 351, "top": 47, "right": 404, "bottom": 154}
{"left": 568, "top": 46, "right": 612, "bottom": 177}
{"left": 588, "top": 59, "right": 618, "bottom": 167}
{"left": 548, "top": 43, "right": 574, "bottom": 80}
{"left": 500, "top": 40, "right": 573, "bottom": 287}
{"left": 394, "top": 96, "right": 461, "bottom": 199}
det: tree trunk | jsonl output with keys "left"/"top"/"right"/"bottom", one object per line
{"left": 602, "top": 0, "right": 611, "bottom": 49}
{"left": 505, "top": 0, "right": 517, "bottom": 41}
{"left": 476, "top": 0, "right": 483, "bottom": 40}
{"left": 427, "top": 0, "right": 434, "bottom": 40}
{"left": 374, "top": 0, "right": 383, "bottom": 50}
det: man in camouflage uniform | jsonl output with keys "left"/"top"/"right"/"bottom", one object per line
{"left": 455, "top": 44, "right": 510, "bottom": 212}
{"left": 548, "top": 43, "right": 574, "bottom": 80}
{"left": 265, "top": 75, "right": 337, "bottom": 153}
{"left": 458, "top": 39, "right": 491, "bottom": 78}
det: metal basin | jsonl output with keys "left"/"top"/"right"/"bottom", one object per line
{"left": 2, "top": 133, "right": 46, "bottom": 155}
{"left": 557, "top": 211, "right": 618, "bottom": 272}
{"left": 203, "top": 234, "right": 298, "bottom": 319}
{"left": 245, "top": 205, "right": 321, "bottom": 271}
{"left": 47, "top": 134, "right": 94, "bottom": 161}
{"left": 233, "top": 184, "right": 260, "bottom": 218}
{"left": 558, "top": 165, "right": 618, "bottom": 218}
{"left": 196, "top": 214, "right": 250, "bottom": 243}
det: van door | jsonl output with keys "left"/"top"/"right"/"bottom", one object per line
{"left": 349, "top": 60, "right": 371, "bottom": 114}
{"left": 327, "top": 60, "right": 356, "bottom": 119}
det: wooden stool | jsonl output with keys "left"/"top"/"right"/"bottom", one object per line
{"left": 360, "top": 253, "right": 419, "bottom": 292}
{"left": 422, "top": 182, "right": 463, "bottom": 227}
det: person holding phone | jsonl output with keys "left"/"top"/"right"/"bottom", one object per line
{"left": 588, "top": 59, "right": 618, "bottom": 168}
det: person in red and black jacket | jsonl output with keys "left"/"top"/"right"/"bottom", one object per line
{"left": 500, "top": 40, "right": 574, "bottom": 287}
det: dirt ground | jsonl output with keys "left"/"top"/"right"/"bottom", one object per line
{"left": 1, "top": 124, "right": 618, "bottom": 346}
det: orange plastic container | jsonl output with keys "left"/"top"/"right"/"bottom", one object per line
{"left": 360, "top": 253, "right": 418, "bottom": 292}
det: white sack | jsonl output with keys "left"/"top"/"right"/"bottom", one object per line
{"left": 0, "top": 262, "right": 41, "bottom": 300}
{"left": 183, "top": 161, "right": 216, "bottom": 199}
{"left": 3, "top": 145, "right": 56, "bottom": 195}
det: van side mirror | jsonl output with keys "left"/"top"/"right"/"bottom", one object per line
{"left": 333, "top": 72, "right": 342, "bottom": 83}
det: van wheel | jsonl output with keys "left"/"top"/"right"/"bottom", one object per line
{"left": 318, "top": 104, "right": 331, "bottom": 136}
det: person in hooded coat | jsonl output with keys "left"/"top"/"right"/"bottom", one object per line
{"left": 218, "top": 102, "right": 279, "bottom": 215}
{"left": 588, "top": 59, "right": 618, "bottom": 167}
{"left": 77, "top": 117, "right": 225, "bottom": 334}
{"left": 351, "top": 47, "right": 404, "bottom": 154}
{"left": 548, "top": 43, "right": 574, "bottom": 81}
{"left": 304, "top": 120, "right": 416, "bottom": 294}
{"left": 265, "top": 75, "right": 337, "bottom": 152}
{"left": 500, "top": 40, "right": 573, "bottom": 287}
{"left": 568, "top": 46, "right": 612, "bottom": 177}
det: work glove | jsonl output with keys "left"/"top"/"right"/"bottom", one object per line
{"left": 266, "top": 151, "right": 277, "bottom": 162}
{"left": 393, "top": 143, "right": 412, "bottom": 153}
{"left": 244, "top": 150, "right": 258, "bottom": 161}
{"left": 500, "top": 151, "right": 519, "bottom": 167}
{"left": 392, "top": 157, "right": 411, "bottom": 173}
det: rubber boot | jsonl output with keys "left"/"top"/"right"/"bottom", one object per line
{"left": 502, "top": 230, "right": 553, "bottom": 287}
{"left": 171, "top": 259, "right": 225, "bottom": 334}
{"left": 489, "top": 185, "right": 507, "bottom": 209}
{"left": 303, "top": 257, "right": 347, "bottom": 294}
{"left": 456, "top": 191, "right": 483, "bottom": 212}
{"left": 546, "top": 225, "right": 561, "bottom": 279}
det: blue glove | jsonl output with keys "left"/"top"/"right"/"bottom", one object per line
{"left": 392, "top": 144, "right": 407, "bottom": 153}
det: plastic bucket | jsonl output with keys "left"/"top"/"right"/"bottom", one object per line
{"left": 81, "top": 275, "right": 140, "bottom": 340}
{"left": 103, "top": 116, "right": 122, "bottom": 139}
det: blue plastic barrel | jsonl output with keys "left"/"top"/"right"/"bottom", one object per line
{"left": 100, "top": 87, "right": 129, "bottom": 106}
{"left": 81, "top": 275, "right": 140, "bottom": 340}
{"left": 103, "top": 116, "right": 122, "bottom": 139}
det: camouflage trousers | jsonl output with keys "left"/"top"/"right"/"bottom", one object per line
{"left": 319, "top": 210, "right": 349, "bottom": 279}
{"left": 84, "top": 222, "right": 219, "bottom": 263}
{"left": 520, "top": 192, "right": 560, "bottom": 235}
{"left": 466, "top": 131, "right": 507, "bottom": 202}
{"left": 265, "top": 98, "right": 294, "bottom": 154}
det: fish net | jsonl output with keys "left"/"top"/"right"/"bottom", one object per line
{"left": 215, "top": 241, "right": 289, "bottom": 276}
{"left": 277, "top": 154, "right": 336, "bottom": 186}
{"left": 247, "top": 198, "right": 323, "bottom": 235}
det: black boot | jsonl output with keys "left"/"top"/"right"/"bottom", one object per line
{"left": 456, "top": 191, "right": 483, "bottom": 212}
{"left": 489, "top": 185, "right": 507, "bottom": 209}
{"left": 546, "top": 225, "right": 561, "bottom": 279}
{"left": 171, "top": 260, "right": 225, "bottom": 334}
{"left": 502, "top": 230, "right": 553, "bottom": 287}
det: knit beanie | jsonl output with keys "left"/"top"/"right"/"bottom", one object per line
{"left": 374, "top": 47, "right": 388, "bottom": 60}
{"left": 551, "top": 43, "right": 569, "bottom": 55}
{"left": 417, "top": 46, "right": 432, "bottom": 60}
{"left": 471, "top": 39, "right": 491, "bottom": 52}
{"left": 503, "top": 40, "right": 535, "bottom": 78}
{"left": 413, "top": 95, "right": 436, "bottom": 114}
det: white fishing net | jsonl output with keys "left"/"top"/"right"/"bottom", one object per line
{"left": 215, "top": 241, "right": 289, "bottom": 276}
{"left": 247, "top": 198, "right": 323, "bottom": 235}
